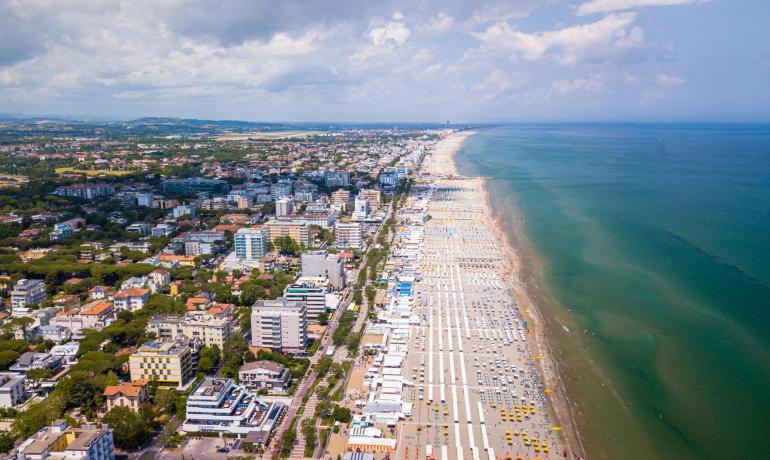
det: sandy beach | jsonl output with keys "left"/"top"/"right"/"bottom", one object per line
{"left": 426, "top": 130, "right": 585, "bottom": 457}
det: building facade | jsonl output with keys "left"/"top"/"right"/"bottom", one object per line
{"left": 0, "top": 373, "right": 26, "bottom": 408}
{"left": 128, "top": 341, "right": 194, "bottom": 390}
{"left": 283, "top": 277, "right": 329, "bottom": 322}
{"left": 264, "top": 219, "right": 312, "bottom": 247}
{"left": 251, "top": 298, "right": 307, "bottom": 353}
{"left": 11, "top": 279, "right": 47, "bottom": 309}
{"left": 301, "top": 250, "right": 345, "bottom": 290}
{"left": 146, "top": 313, "right": 232, "bottom": 348}
{"left": 335, "top": 221, "right": 362, "bottom": 249}
{"left": 234, "top": 227, "right": 269, "bottom": 261}
{"left": 238, "top": 361, "right": 291, "bottom": 394}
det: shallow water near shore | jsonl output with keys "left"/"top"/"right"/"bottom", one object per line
{"left": 454, "top": 124, "right": 770, "bottom": 460}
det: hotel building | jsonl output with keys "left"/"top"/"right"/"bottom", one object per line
{"left": 128, "top": 341, "right": 194, "bottom": 390}
{"left": 251, "top": 298, "right": 307, "bottom": 353}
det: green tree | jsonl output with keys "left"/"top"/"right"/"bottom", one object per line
{"left": 0, "top": 350, "right": 20, "bottom": 371}
{"left": 0, "top": 431, "right": 15, "bottom": 453}
{"left": 102, "top": 406, "right": 154, "bottom": 450}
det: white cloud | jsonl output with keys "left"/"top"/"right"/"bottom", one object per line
{"left": 576, "top": 0, "right": 704, "bottom": 16}
{"left": 428, "top": 13, "right": 454, "bottom": 32}
{"left": 369, "top": 20, "right": 410, "bottom": 46}
{"left": 657, "top": 73, "right": 686, "bottom": 86}
{"left": 472, "top": 12, "right": 641, "bottom": 65}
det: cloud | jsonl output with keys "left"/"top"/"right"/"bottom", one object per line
{"left": 428, "top": 13, "right": 454, "bottom": 32}
{"left": 576, "top": 0, "right": 704, "bottom": 16}
{"left": 656, "top": 73, "right": 686, "bottom": 86}
{"left": 369, "top": 20, "right": 410, "bottom": 46}
{"left": 472, "top": 12, "right": 643, "bottom": 65}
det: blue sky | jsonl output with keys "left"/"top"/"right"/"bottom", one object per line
{"left": 1, "top": 0, "right": 768, "bottom": 122}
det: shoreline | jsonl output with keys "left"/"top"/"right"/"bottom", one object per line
{"left": 436, "top": 130, "right": 586, "bottom": 458}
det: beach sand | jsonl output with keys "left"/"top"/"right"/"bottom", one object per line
{"left": 432, "top": 130, "right": 585, "bottom": 457}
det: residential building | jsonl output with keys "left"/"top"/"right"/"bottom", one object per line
{"left": 301, "top": 250, "right": 345, "bottom": 289}
{"left": 270, "top": 182, "right": 292, "bottom": 199}
{"left": 234, "top": 227, "right": 268, "bottom": 261}
{"left": 283, "top": 277, "right": 329, "bottom": 322}
{"left": 172, "top": 204, "right": 196, "bottom": 219}
{"left": 103, "top": 380, "right": 149, "bottom": 412}
{"left": 331, "top": 189, "right": 350, "bottom": 206}
{"left": 113, "top": 288, "right": 150, "bottom": 311}
{"left": 136, "top": 192, "right": 154, "bottom": 207}
{"left": 128, "top": 341, "right": 195, "bottom": 390}
{"left": 14, "top": 420, "right": 114, "bottom": 460}
{"left": 325, "top": 171, "right": 350, "bottom": 187}
{"left": 162, "top": 178, "right": 229, "bottom": 195}
{"left": 0, "top": 373, "right": 26, "bottom": 408}
{"left": 151, "top": 223, "right": 175, "bottom": 237}
{"left": 251, "top": 298, "right": 307, "bottom": 353}
{"left": 379, "top": 168, "right": 398, "bottom": 186}
{"left": 358, "top": 189, "right": 382, "bottom": 210}
{"left": 275, "top": 197, "right": 293, "bottom": 217}
{"left": 146, "top": 312, "right": 232, "bottom": 348}
{"left": 125, "top": 222, "right": 150, "bottom": 236}
{"left": 39, "top": 325, "right": 72, "bottom": 343}
{"left": 11, "top": 278, "right": 47, "bottom": 309}
{"left": 50, "top": 301, "right": 116, "bottom": 336}
{"left": 335, "top": 221, "right": 362, "bottom": 249}
{"left": 54, "top": 183, "right": 116, "bottom": 200}
{"left": 238, "top": 361, "right": 291, "bottom": 394}
{"left": 9, "top": 352, "right": 63, "bottom": 374}
{"left": 264, "top": 219, "right": 312, "bottom": 247}
{"left": 182, "top": 377, "right": 284, "bottom": 436}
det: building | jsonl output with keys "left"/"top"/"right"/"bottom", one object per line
{"left": 9, "top": 352, "right": 63, "bottom": 374}
{"left": 162, "top": 178, "right": 230, "bottom": 196}
{"left": 379, "top": 168, "right": 398, "bottom": 186}
{"left": 283, "top": 277, "right": 329, "bottom": 322}
{"left": 358, "top": 189, "right": 382, "bottom": 211}
{"left": 238, "top": 361, "right": 291, "bottom": 394}
{"left": 325, "top": 171, "right": 351, "bottom": 187}
{"left": 352, "top": 196, "right": 370, "bottom": 220}
{"left": 331, "top": 189, "right": 350, "bottom": 206}
{"left": 103, "top": 380, "right": 149, "bottom": 412}
{"left": 264, "top": 219, "right": 312, "bottom": 247}
{"left": 125, "top": 222, "right": 150, "bottom": 237}
{"left": 54, "top": 183, "right": 115, "bottom": 200}
{"left": 51, "top": 301, "right": 116, "bottom": 337}
{"left": 275, "top": 197, "right": 293, "bottom": 217}
{"left": 335, "top": 221, "right": 362, "bottom": 250}
{"left": 128, "top": 341, "right": 195, "bottom": 390}
{"left": 301, "top": 250, "right": 345, "bottom": 290}
{"left": 270, "top": 182, "right": 292, "bottom": 199}
{"left": 146, "top": 312, "right": 232, "bottom": 348}
{"left": 14, "top": 420, "right": 114, "bottom": 460}
{"left": 172, "top": 204, "right": 196, "bottom": 219}
{"left": 234, "top": 227, "right": 268, "bottom": 261}
{"left": 251, "top": 298, "right": 307, "bottom": 353}
{"left": 300, "top": 212, "right": 335, "bottom": 230}
{"left": 0, "top": 373, "right": 26, "bottom": 408}
{"left": 182, "top": 377, "right": 284, "bottom": 437}
{"left": 11, "top": 278, "right": 47, "bottom": 309}
{"left": 136, "top": 192, "right": 154, "bottom": 207}
{"left": 113, "top": 288, "right": 150, "bottom": 311}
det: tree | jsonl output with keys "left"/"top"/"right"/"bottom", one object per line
{"left": 25, "top": 368, "right": 53, "bottom": 383}
{"left": 317, "top": 310, "right": 329, "bottom": 326}
{"left": 2, "top": 317, "right": 34, "bottom": 340}
{"left": 197, "top": 345, "right": 221, "bottom": 375}
{"left": 102, "top": 406, "right": 153, "bottom": 450}
{"left": 0, "top": 350, "right": 20, "bottom": 371}
{"left": 0, "top": 431, "right": 14, "bottom": 453}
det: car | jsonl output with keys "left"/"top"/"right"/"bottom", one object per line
{"left": 217, "top": 447, "right": 230, "bottom": 453}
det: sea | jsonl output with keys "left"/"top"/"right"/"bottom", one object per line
{"left": 454, "top": 124, "right": 770, "bottom": 460}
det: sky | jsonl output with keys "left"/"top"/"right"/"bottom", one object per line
{"left": 1, "top": 0, "right": 769, "bottom": 123}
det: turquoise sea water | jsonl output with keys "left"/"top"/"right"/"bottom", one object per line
{"left": 454, "top": 125, "right": 770, "bottom": 460}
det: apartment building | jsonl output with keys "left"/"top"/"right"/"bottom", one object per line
{"left": 146, "top": 312, "right": 232, "bottom": 348}
{"left": 128, "top": 341, "right": 195, "bottom": 390}
{"left": 113, "top": 288, "right": 150, "bottom": 311}
{"left": 182, "top": 377, "right": 284, "bottom": 436}
{"left": 264, "top": 219, "right": 312, "bottom": 247}
{"left": 238, "top": 361, "right": 291, "bottom": 394}
{"left": 283, "top": 277, "right": 329, "bottom": 322}
{"left": 234, "top": 227, "right": 268, "bottom": 261}
{"left": 14, "top": 420, "right": 114, "bottom": 460}
{"left": 54, "top": 183, "right": 116, "bottom": 200}
{"left": 51, "top": 301, "right": 116, "bottom": 336}
{"left": 251, "top": 298, "right": 307, "bottom": 353}
{"left": 301, "top": 250, "right": 345, "bottom": 290}
{"left": 358, "top": 189, "right": 382, "bottom": 210}
{"left": 11, "top": 278, "right": 47, "bottom": 309}
{"left": 0, "top": 373, "right": 26, "bottom": 408}
{"left": 275, "top": 197, "right": 293, "bottom": 217}
{"left": 335, "top": 221, "right": 363, "bottom": 249}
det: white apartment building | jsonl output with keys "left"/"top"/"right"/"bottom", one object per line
{"left": 335, "top": 221, "right": 362, "bottom": 249}
{"left": 275, "top": 197, "right": 294, "bottom": 217}
{"left": 0, "top": 373, "right": 26, "bottom": 408}
{"left": 146, "top": 313, "right": 232, "bottom": 348}
{"left": 113, "top": 288, "right": 150, "bottom": 311}
{"left": 283, "top": 277, "right": 329, "bottom": 322}
{"left": 234, "top": 227, "right": 268, "bottom": 261}
{"left": 11, "top": 278, "right": 47, "bottom": 309}
{"left": 182, "top": 377, "right": 284, "bottom": 436}
{"left": 301, "top": 250, "right": 345, "bottom": 290}
{"left": 251, "top": 298, "right": 307, "bottom": 353}
{"left": 14, "top": 420, "right": 114, "bottom": 460}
